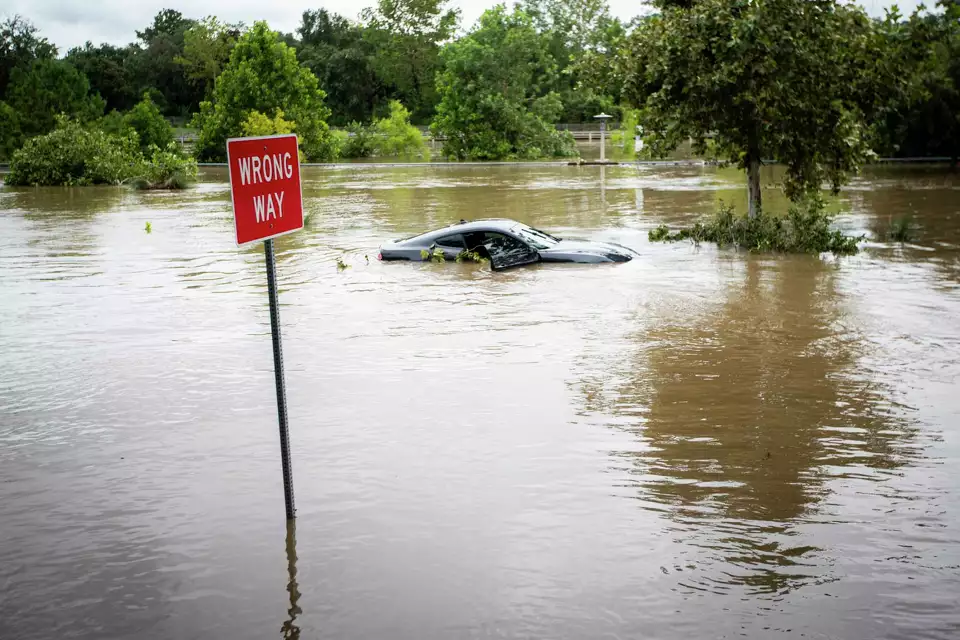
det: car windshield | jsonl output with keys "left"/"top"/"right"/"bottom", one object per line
{"left": 512, "top": 224, "right": 560, "bottom": 249}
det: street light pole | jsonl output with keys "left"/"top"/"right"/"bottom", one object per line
{"left": 594, "top": 113, "right": 613, "bottom": 163}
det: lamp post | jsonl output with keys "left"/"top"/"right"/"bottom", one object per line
{"left": 594, "top": 113, "right": 613, "bottom": 163}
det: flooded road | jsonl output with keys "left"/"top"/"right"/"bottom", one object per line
{"left": 1, "top": 164, "right": 959, "bottom": 639}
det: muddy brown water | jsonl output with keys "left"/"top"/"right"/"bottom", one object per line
{"left": 1, "top": 164, "right": 959, "bottom": 639}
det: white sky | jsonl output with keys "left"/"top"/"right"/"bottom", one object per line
{"left": 1, "top": 0, "right": 924, "bottom": 52}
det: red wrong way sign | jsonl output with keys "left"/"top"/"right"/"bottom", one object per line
{"left": 227, "top": 134, "right": 304, "bottom": 246}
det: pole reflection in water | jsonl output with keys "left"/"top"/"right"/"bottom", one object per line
{"left": 282, "top": 520, "right": 301, "bottom": 640}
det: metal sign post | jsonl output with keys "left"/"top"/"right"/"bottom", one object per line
{"left": 265, "top": 238, "right": 295, "bottom": 520}
{"left": 227, "top": 134, "right": 304, "bottom": 520}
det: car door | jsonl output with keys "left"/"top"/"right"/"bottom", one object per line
{"left": 481, "top": 232, "right": 540, "bottom": 271}
{"left": 431, "top": 233, "right": 467, "bottom": 260}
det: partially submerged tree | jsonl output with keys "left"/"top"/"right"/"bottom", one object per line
{"left": 622, "top": 0, "right": 876, "bottom": 216}
{"left": 191, "top": 21, "right": 336, "bottom": 162}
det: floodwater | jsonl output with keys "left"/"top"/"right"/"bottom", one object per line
{"left": 1, "top": 163, "right": 959, "bottom": 639}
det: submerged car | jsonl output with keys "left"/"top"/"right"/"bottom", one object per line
{"left": 379, "top": 219, "right": 638, "bottom": 270}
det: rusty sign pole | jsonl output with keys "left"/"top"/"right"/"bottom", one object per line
{"left": 265, "top": 238, "right": 295, "bottom": 520}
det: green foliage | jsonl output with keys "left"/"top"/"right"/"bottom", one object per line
{"left": 622, "top": 0, "right": 876, "bottom": 210}
{"left": 132, "top": 143, "right": 199, "bottom": 190}
{"left": 336, "top": 256, "right": 350, "bottom": 271}
{"left": 374, "top": 100, "right": 429, "bottom": 158}
{"left": 175, "top": 17, "right": 242, "bottom": 99}
{"left": 455, "top": 249, "right": 487, "bottom": 263}
{"left": 145, "top": 221, "right": 152, "bottom": 233}
{"left": 610, "top": 108, "right": 640, "bottom": 160}
{"left": 432, "top": 6, "right": 578, "bottom": 160}
{"left": 130, "top": 10, "right": 201, "bottom": 116}
{"left": 6, "top": 59, "right": 105, "bottom": 141}
{"left": 420, "top": 247, "right": 446, "bottom": 262}
{"left": 0, "top": 101, "right": 21, "bottom": 160}
{"left": 6, "top": 117, "right": 141, "bottom": 186}
{"left": 297, "top": 10, "right": 386, "bottom": 125}
{"left": 124, "top": 93, "right": 174, "bottom": 152}
{"left": 240, "top": 109, "right": 297, "bottom": 136}
{"left": 0, "top": 16, "right": 57, "bottom": 101}
{"left": 6, "top": 117, "right": 197, "bottom": 189}
{"left": 338, "top": 121, "right": 378, "bottom": 158}
{"left": 362, "top": 0, "right": 460, "bottom": 122}
{"left": 65, "top": 42, "right": 138, "bottom": 112}
{"left": 192, "top": 22, "right": 336, "bottom": 162}
{"left": 98, "top": 109, "right": 130, "bottom": 136}
{"left": 648, "top": 198, "right": 863, "bottom": 255}
{"left": 887, "top": 216, "right": 916, "bottom": 243}
{"left": 867, "top": 3, "right": 960, "bottom": 161}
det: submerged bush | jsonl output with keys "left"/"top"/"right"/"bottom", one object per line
{"left": 130, "top": 143, "right": 199, "bottom": 190}
{"left": 6, "top": 118, "right": 142, "bottom": 186}
{"left": 339, "top": 121, "right": 377, "bottom": 159}
{"left": 374, "top": 101, "right": 429, "bottom": 159}
{"left": 887, "top": 216, "right": 916, "bottom": 243}
{"left": 649, "top": 197, "right": 863, "bottom": 255}
{"left": 6, "top": 118, "right": 197, "bottom": 190}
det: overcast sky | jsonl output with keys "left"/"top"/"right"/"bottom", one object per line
{"left": 2, "top": 0, "right": 923, "bottom": 53}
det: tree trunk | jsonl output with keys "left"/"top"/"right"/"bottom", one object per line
{"left": 747, "top": 155, "right": 762, "bottom": 218}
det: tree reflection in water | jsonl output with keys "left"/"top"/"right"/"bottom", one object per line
{"left": 577, "top": 256, "right": 920, "bottom": 595}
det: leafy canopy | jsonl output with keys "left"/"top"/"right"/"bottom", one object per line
{"left": 191, "top": 21, "right": 336, "bottom": 162}
{"left": 124, "top": 93, "right": 175, "bottom": 151}
{"left": 622, "top": 0, "right": 876, "bottom": 201}
{"left": 431, "top": 6, "right": 577, "bottom": 160}
{"left": 6, "top": 58, "right": 105, "bottom": 141}
{"left": 0, "top": 15, "right": 57, "bottom": 100}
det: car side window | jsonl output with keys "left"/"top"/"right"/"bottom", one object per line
{"left": 483, "top": 232, "right": 527, "bottom": 252}
{"left": 434, "top": 234, "right": 466, "bottom": 249}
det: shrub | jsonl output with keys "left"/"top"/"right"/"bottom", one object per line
{"left": 240, "top": 109, "right": 296, "bottom": 137}
{"left": 374, "top": 101, "right": 429, "bottom": 159}
{"left": 5, "top": 117, "right": 197, "bottom": 190}
{"left": 339, "top": 121, "right": 377, "bottom": 158}
{"left": 131, "top": 143, "right": 199, "bottom": 190}
{"left": 124, "top": 93, "right": 174, "bottom": 152}
{"left": 648, "top": 196, "right": 863, "bottom": 255}
{"left": 0, "top": 101, "right": 21, "bottom": 160}
{"left": 6, "top": 118, "right": 142, "bottom": 186}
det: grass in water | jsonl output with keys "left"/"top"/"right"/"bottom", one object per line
{"left": 887, "top": 216, "right": 915, "bottom": 243}
{"left": 649, "top": 197, "right": 863, "bottom": 255}
{"left": 144, "top": 221, "right": 152, "bottom": 233}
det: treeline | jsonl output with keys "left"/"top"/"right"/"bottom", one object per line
{"left": 0, "top": 0, "right": 958, "bottom": 167}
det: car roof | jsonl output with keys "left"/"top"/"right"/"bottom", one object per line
{"left": 400, "top": 219, "right": 521, "bottom": 243}
{"left": 436, "top": 218, "right": 519, "bottom": 234}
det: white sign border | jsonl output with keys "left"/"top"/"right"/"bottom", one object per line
{"left": 226, "top": 133, "right": 305, "bottom": 248}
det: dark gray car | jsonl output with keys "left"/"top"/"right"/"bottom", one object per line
{"left": 378, "top": 219, "right": 638, "bottom": 270}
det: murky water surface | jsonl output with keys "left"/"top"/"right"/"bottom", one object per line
{"left": 1, "top": 164, "right": 959, "bottom": 639}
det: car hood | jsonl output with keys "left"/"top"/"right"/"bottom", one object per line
{"left": 539, "top": 239, "right": 639, "bottom": 259}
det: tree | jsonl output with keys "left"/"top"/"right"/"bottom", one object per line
{"left": 519, "top": 0, "right": 626, "bottom": 122}
{"left": 297, "top": 9, "right": 386, "bottom": 124}
{"left": 175, "top": 17, "right": 243, "bottom": 99}
{"left": 0, "top": 16, "right": 56, "bottom": 89}
{"left": 124, "top": 93, "right": 174, "bottom": 151}
{"left": 362, "top": 0, "right": 460, "bottom": 122}
{"left": 6, "top": 59, "right": 105, "bottom": 142}
{"left": 191, "top": 21, "right": 336, "bottom": 161}
{"left": 868, "top": 3, "right": 960, "bottom": 162}
{"left": 0, "top": 16, "right": 57, "bottom": 100}
{"left": 65, "top": 42, "right": 138, "bottom": 112}
{"left": 622, "top": 0, "right": 876, "bottom": 217}
{"left": 0, "top": 101, "right": 20, "bottom": 159}
{"left": 129, "top": 10, "right": 199, "bottom": 115}
{"left": 374, "top": 100, "right": 428, "bottom": 157}
{"left": 431, "top": 6, "right": 577, "bottom": 159}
